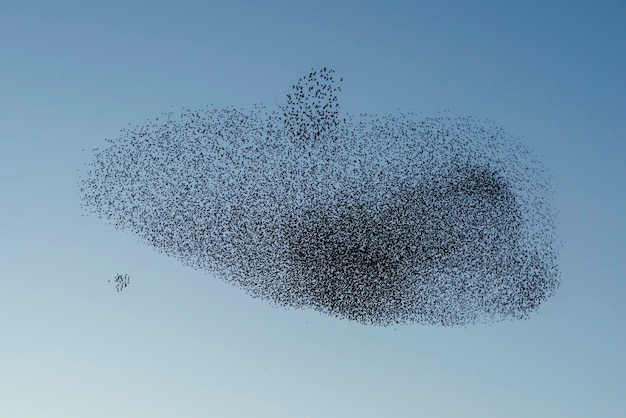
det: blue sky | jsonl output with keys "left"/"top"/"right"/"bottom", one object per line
{"left": 1, "top": 1, "right": 624, "bottom": 417}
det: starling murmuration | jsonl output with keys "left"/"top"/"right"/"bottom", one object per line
{"left": 80, "top": 67, "right": 560, "bottom": 325}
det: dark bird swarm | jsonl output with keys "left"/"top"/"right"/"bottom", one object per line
{"left": 80, "top": 68, "right": 560, "bottom": 326}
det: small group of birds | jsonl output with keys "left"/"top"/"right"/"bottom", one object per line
{"left": 80, "top": 68, "right": 560, "bottom": 326}
{"left": 109, "top": 274, "right": 130, "bottom": 292}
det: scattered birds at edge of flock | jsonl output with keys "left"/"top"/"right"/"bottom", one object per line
{"left": 109, "top": 273, "right": 130, "bottom": 292}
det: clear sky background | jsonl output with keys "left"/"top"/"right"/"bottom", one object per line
{"left": 1, "top": 1, "right": 624, "bottom": 417}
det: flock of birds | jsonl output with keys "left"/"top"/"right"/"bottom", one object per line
{"left": 80, "top": 67, "right": 560, "bottom": 326}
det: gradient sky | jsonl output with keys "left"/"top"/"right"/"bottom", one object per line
{"left": 1, "top": 1, "right": 624, "bottom": 417}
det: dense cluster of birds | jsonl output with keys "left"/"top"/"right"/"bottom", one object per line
{"left": 109, "top": 273, "right": 130, "bottom": 292}
{"left": 80, "top": 67, "right": 560, "bottom": 325}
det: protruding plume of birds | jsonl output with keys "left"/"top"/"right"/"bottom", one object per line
{"left": 81, "top": 67, "right": 560, "bottom": 326}
{"left": 281, "top": 67, "right": 343, "bottom": 143}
